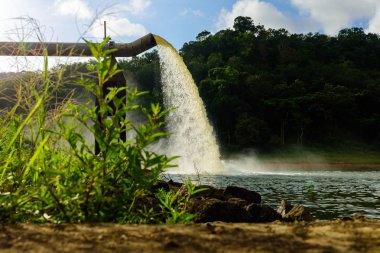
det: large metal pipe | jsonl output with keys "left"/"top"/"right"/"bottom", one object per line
{"left": 0, "top": 33, "right": 157, "bottom": 57}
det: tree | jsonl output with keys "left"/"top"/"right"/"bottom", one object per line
{"left": 196, "top": 30, "right": 211, "bottom": 41}
{"left": 233, "top": 16, "right": 254, "bottom": 33}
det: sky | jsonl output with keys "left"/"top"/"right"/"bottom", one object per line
{"left": 1, "top": 0, "right": 380, "bottom": 71}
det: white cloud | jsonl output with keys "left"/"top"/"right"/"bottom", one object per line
{"left": 89, "top": 16, "right": 148, "bottom": 38}
{"left": 216, "top": 0, "right": 308, "bottom": 33}
{"left": 54, "top": 0, "right": 92, "bottom": 20}
{"left": 216, "top": 0, "right": 380, "bottom": 35}
{"left": 86, "top": 0, "right": 150, "bottom": 39}
{"left": 290, "top": 0, "right": 377, "bottom": 35}
{"left": 122, "top": 0, "right": 152, "bottom": 15}
{"left": 180, "top": 9, "right": 203, "bottom": 17}
{"left": 367, "top": 4, "right": 380, "bottom": 34}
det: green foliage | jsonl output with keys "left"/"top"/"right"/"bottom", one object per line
{"left": 156, "top": 179, "right": 207, "bottom": 224}
{"left": 0, "top": 38, "right": 183, "bottom": 223}
{"left": 179, "top": 16, "right": 380, "bottom": 151}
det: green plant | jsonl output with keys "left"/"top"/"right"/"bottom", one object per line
{"left": 0, "top": 38, "right": 177, "bottom": 223}
{"left": 156, "top": 179, "right": 207, "bottom": 224}
{"left": 156, "top": 189, "right": 195, "bottom": 224}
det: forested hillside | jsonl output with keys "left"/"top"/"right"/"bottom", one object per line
{"left": 122, "top": 16, "right": 380, "bottom": 152}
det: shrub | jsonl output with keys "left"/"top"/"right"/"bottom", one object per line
{"left": 0, "top": 38, "right": 184, "bottom": 223}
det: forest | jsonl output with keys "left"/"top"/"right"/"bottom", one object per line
{"left": 1, "top": 16, "right": 380, "bottom": 153}
{"left": 121, "top": 16, "right": 380, "bottom": 153}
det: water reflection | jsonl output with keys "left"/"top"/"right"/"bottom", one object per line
{"left": 165, "top": 170, "right": 380, "bottom": 220}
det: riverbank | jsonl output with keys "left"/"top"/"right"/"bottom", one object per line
{"left": 251, "top": 147, "right": 380, "bottom": 169}
{"left": 1, "top": 219, "right": 380, "bottom": 252}
{"left": 261, "top": 162, "right": 380, "bottom": 170}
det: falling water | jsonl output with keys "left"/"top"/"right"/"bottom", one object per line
{"left": 154, "top": 35, "right": 224, "bottom": 174}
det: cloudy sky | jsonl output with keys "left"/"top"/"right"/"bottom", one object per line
{"left": 1, "top": 0, "right": 380, "bottom": 71}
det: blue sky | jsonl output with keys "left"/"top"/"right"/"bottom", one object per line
{"left": 1, "top": 0, "right": 380, "bottom": 71}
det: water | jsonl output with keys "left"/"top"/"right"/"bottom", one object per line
{"left": 154, "top": 35, "right": 224, "bottom": 174}
{"left": 166, "top": 169, "right": 380, "bottom": 220}
{"left": 150, "top": 36, "right": 380, "bottom": 220}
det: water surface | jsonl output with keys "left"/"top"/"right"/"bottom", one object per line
{"left": 165, "top": 169, "right": 380, "bottom": 220}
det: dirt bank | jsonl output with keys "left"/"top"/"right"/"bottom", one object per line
{"left": 1, "top": 219, "right": 380, "bottom": 253}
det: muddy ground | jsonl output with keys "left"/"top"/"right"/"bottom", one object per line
{"left": 1, "top": 219, "right": 380, "bottom": 253}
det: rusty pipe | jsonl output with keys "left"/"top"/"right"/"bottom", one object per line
{"left": 0, "top": 33, "right": 157, "bottom": 57}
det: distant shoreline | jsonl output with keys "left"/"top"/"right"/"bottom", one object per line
{"left": 261, "top": 162, "right": 380, "bottom": 170}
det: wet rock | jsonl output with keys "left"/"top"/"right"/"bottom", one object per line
{"left": 176, "top": 184, "right": 225, "bottom": 200}
{"left": 246, "top": 203, "right": 282, "bottom": 222}
{"left": 277, "top": 199, "right": 293, "bottom": 217}
{"left": 283, "top": 205, "right": 312, "bottom": 222}
{"left": 341, "top": 213, "right": 367, "bottom": 221}
{"left": 195, "top": 185, "right": 225, "bottom": 199}
{"left": 168, "top": 180, "right": 183, "bottom": 187}
{"left": 223, "top": 186, "right": 261, "bottom": 204}
{"left": 192, "top": 198, "right": 252, "bottom": 223}
{"left": 167, "top": 180, "right": 183, "bottom": 192}
{"left": 152, "top": 180, "right": 170, "bottom": 192}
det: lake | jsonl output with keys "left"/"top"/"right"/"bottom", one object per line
{"left": 165, "top": 169, "right": 380, "bottom": 220}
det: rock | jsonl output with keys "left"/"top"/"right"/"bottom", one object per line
{"left": 277, "top": 200, "right": 312, "bottom": 222}
{"left": 168, "top": 179, "right": 183, "bottom": 188}
{"left": 191, "top": 198, "right": 252, "bottom": 223}
{"left": 176, "top": 184, "right": 225, "bottom": 200}
{"left": 283, "top": 205, "right": 312, "bottom": 221}
{"left": 195, "top": 185, "right": 225, "bottom": 200}
{"left": 227, "top": 198, "right": 248, "bottom": 207}
{"left": 277, "top": 199, "right": 293, "bottom": 217}
{"left": 341, "top": 213, "right": 367, "bottom": 221}
{"left": 167, "top": 180, "right": 183, "bottom": 192}
{"left": 152, "top": 180, "right": 170, "bottom": 192}
{"left": 223, "top": 186, "right": 261, "bottom": 204}
{"left": 246, "top": 203, "right": 282, "bottom": 222}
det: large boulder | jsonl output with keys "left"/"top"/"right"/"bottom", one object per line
{"left": 223, "top": 186, "right": 261, "bottom": 204}
{"left": 227, "top": 198, "right": 248, "bottom": 207}
{"left": 195, "top": 185, "right": 225, "bottom": 199}
{"left": 177, "top": 184, "right": 225, "bottom": 200}
{"left": 246, "top": 203, "right": 282, "bottom": 222}
{"left": 191, "top": 198, "right": 252, "bottom": 222}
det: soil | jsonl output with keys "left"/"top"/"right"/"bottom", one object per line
{"left": 1, "top": 219, "right": 380, "bottom": 253}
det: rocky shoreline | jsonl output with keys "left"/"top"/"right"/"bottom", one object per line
{"left": 157, "top": 180, "right": 312, "bottom": 223}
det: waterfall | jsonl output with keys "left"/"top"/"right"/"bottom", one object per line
{"left": 154, "top": 35, "right": 224, "bottom": 174}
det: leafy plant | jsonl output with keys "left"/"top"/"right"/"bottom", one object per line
{"left": 0, "top": 38, "right": 178, "bottom": 223}
{"left": 156, "top": 179, "right": 207, "bottom": 224}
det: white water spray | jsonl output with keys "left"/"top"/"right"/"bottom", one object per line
{"left": 154, "top": 35, "right": 224, "bottom": 174}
